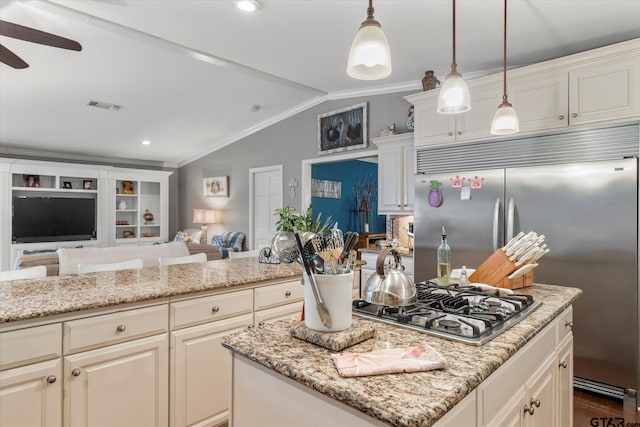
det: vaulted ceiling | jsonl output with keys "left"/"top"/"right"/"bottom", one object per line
{"left": 1, "top": 0, "right": 638, "bottom": 167}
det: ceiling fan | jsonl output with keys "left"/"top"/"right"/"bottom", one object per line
{"left": 0, "top": 20, "right": 82, "bottom": 69}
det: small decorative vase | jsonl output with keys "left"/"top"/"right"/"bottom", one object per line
{"left": 118, "top": 200, "right": 127, "bottom": 210}
{"left": 422, "top": 70, "right": 440, "bottom": 91}
{"left": 143, "top": 209, "right": 154, "bottom": 224}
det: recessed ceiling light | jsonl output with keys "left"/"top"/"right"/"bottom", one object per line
{"left": 233, "top": 0, "right": 261, "bottom": 12}
{"left": 142, "top": 140, "right": 151, "bottom": 145}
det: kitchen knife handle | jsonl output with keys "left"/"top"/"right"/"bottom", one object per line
{"left": 492, "top": 198, "right": 501, "bottom": 251}
{"left": 506, "top": 198, "right": 515, "bottom": 242}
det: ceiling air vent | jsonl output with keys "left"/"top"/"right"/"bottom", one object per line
{"left": 87, "top": 100, "right": 122, "bottom": 111}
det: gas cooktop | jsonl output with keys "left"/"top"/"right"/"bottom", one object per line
{"left": 352, "top": 282, "right": 542, "bottom": 345}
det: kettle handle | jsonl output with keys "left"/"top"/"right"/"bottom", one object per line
{"left": 376, "top": 248, "right": 402, "bottom": 276}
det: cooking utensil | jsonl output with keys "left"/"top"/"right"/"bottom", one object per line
{"left": 508, "top": 263, "right": 538, "bottom": 279}
{"left": 291, "top": 223, "right": 332, "bottom": 328}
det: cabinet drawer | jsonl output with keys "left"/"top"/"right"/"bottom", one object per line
{"left": 171, "top": 289, "right": 253, "bottom": 329}
{"left": 254, "top": 301, "right": 304, "bottom": 325}
{"left": 556, "top": 306, "right": 573, "bottom": 344}
{"left": 254, "top": 280, "right": 303, "bottom": 310}
{"left": 64, "top": 305, "right": 168, "bottom": 353}
{"left": 0, "top": 323, "right": 61, "bottom": 370}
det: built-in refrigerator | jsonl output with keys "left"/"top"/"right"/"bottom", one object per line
{"left": 413, "top": 123, "right": 639, "bottom": 407}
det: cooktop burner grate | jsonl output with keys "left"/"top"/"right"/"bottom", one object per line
{"left": 352, "top": 282, "right": 541, "bottom": 345}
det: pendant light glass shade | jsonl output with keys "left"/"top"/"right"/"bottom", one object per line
{"left": 491, "top": 100, "right": 519, "bottom": 134}
{"left": 437, "top": 0, "right": 470, "bottom": 114}
{"left": 490, "top": 0, "right": 519, "bottom": 135}
{"left": 347, "top": 1, "right": 392, "bottom": 80}
{"left": 437, "top": 71, "right": 471, "bottom": 114}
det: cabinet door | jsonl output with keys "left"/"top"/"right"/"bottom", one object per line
{"left": 486, "top": 386, "right": 526, "bottom": 427}
{"left": 403, "top": 143, "right": 415, "bottom": 211}
{"left": 64, "top": 334, "right": 168, "bottom": 427}
{"left": 570, "top": 57, "right": 640, "bottom": 125}
{"left": 378, "top": 146, "right": 404, "bottom": 213}
{"left": 525, "top": 355, "right": 556, "bottom": 427}
{"left": 0, "top": 358, "right": 62, "bottom": 427}
{"left": 171, "top": 314, "right": 252, "bottom": 427}
{"left": 556, "top": 336, "right": 573, "bottom": 427}
{"left": 456, "top": 84, "right": 503, "bottom": 142}
{"left": 509, "top": 73, "right": 568, "bottom": 133}
{"left": 414, "top": 102, "right": 455, "bottom": 147}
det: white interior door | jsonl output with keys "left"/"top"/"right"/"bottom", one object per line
{"left": 250, "top": 166, "right": 283, "bottom": 250}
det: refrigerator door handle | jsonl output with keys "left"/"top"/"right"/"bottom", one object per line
{"left": 507, "top": 197, "right": 515, "bottom": 242}
{"left": 493, "top": 198, "right": 501, "bottom": 251}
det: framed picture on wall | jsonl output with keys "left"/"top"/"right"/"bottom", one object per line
{"left": 203, "top": 176, "right": 228, "bottom": 197}
{"left": 318, "top": 102, "right": 367, "bottom": 155}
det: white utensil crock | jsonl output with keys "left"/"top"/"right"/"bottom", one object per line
{"left": 303, "top": 271, "right": 353, "bottom": 332}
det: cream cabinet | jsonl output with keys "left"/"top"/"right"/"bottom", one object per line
{"left": 477, "top": 307, "right": 573, "bottom": 427}
{"left": 510, "top": 57, "right": 640, "bottom": 133}
{"left": 0, "top": 323, "right": 63, "bottom": 427}
{"left": 406, "top": 39, "right": 640, "bottom": 148}
{"left": 409, "top": 83, "right": 502, "bottom": 147}
{"left": 253, "top": 279, "right": 304, "bottom": 324}
{"left": 373, "top": 133, "right": 415, "bottom": 214}
{"left": 169, "top": 289, "right": 253, "bottom": 427}
{"left": 64, "top": 334, "right": 169, "bottom": 427}
{"left": 62, "top": 305, "right": 169, "bottom": 427}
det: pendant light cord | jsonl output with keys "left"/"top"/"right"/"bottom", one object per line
{"left": 451, "top": 0, "right": 457, "bottom": 72}
{"left": 502, "top": 0, "right": 508, "bottom": 102}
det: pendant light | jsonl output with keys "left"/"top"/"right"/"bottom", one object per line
{"left": 437, "top": 0, "right": 471, "bottom": 114}
{"left": 490, "top": 0, "right": 519, "bottom": 135}
{"left": 347, "top": 0, "right": 392, "bottom": 80}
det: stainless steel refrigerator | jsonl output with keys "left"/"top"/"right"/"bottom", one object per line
{"left": 414, "top": 127, "right": 638, "bottom": 406}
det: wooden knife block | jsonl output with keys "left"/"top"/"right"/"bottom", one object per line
{"left": 468, "top": 249, "right": 534, "bottom": 290}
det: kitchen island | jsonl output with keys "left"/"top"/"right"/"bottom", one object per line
{"left": 0, "top": 258, "right": 304, "bottom": 427}
{"left": 222, "top": 284, "right": 581, "bottom": 427}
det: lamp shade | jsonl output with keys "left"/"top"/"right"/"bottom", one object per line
{"left": 436, "top": 72, "right": 471, "bottom": 114}
{"left": 347, "top": 23, "right": 392, "bottom": 80}
{"left": 490, "top": 103, "right": 520, "bottom": 135}
{"left": 193, "top": 209, "right": 218, "bottom": 224}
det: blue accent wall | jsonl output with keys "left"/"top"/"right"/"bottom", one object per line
{"left": 311, "top": 160, "right": 385, "bottom": 233}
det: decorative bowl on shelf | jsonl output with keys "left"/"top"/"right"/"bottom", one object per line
{"left": 143, "top": 233, "right": 154, "bottom": 238}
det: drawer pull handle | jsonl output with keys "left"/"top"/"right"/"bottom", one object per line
{"left": 530, "top": 398, "right": 541, "bottom": 408}
{"left": 285, "top": 291, "right": 292, "bottom": 297}
{"left": 457, "top": 130, "right": 462, "bottom": 135}
{"left": 558, "top": 115, "right": 565, "bottom": 120}
{"left": 447, "top": 132, "right": 453, "bottom": 136}
{"left": 559, "top": 361, "right": 568, "bottom": 369}
{"left": 523, "top": 404, "right": 534, "bottom": 415}
{"left": 71, "top": 368, "right": 81, "bottom": 377}
{"left": 116, "top": 324, "right": 126, "bottom": 332}
{"left": 571, "top": 113, "right": 578, "bottom": 118}
{"left": 46, "top": 375, "right": 57, "bottom": 384}
{"left": 565, "top": 320, "right": 573, "bottom": 330}
{"left": 212, "top": 306, "right": 220, "bottom": 313}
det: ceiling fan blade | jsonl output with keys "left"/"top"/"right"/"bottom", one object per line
{"left": 0, "top": 44, "right": 28, "bottom": 69}
{"left": 0, "top": 20, "right": 82, "bottom": 51}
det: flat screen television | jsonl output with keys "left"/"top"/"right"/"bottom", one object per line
{"left": 12, "top": 196, "right": 97, "bottom": 243}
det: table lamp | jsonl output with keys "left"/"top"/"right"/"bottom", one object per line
{"left": 193, "top": 208, "right": 218, "bottom": 245}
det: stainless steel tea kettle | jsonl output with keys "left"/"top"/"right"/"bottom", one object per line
{"left": 363, "top": 248, "right": 416, "bottom": 306}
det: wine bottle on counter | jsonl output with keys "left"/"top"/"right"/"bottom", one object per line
{"left": 437, "top": 226, "right": 451, "bottom": 284}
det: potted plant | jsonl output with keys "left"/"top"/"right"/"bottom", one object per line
{"left": 272, "top": 205, "right": 334, "bottom": 262}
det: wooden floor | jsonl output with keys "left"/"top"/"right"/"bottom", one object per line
{"left": 574, "top": 389, "right": 640, "bottom": 426}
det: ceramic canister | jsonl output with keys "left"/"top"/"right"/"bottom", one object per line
{"left": 303, "top": 271, "right": 354, "bottom": 332}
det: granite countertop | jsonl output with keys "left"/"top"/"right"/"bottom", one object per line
{"left": 222, "top": 284, "right": 581, "bottom": 427}
{"left": 0, "top": 259, "right": 302, "bottom": 323}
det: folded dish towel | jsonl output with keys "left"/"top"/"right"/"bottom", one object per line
{"left": 331, "top": 342, "right": 447, "bottom": 377}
